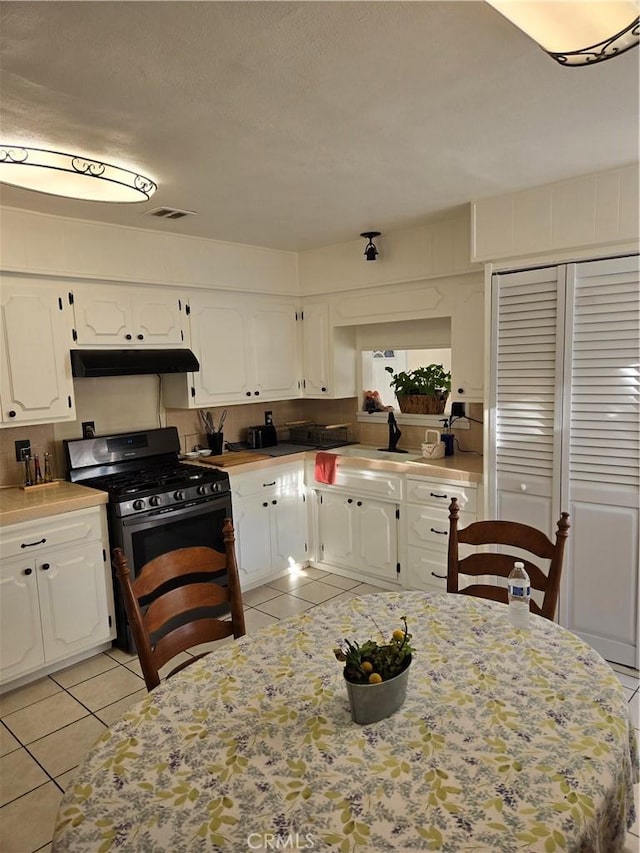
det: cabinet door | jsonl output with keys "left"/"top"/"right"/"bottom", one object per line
{"left": 0, "top": 281, "right": 75, "bottom": 424}
{"left": 561, "top": 257, "right": 639, "bottom": 666}
{"left": 451, "top": 282, "right": 484, "bottom": 402}
{"left": 357, "top": 499, "right": 398, "bottom": 582}
{"left": 302, "top": 303, "right": 330, "bottom": 396}
{"left": 72, "top": 285, "right": 131, "bottom": 345}
{"left": 318, "top": 491, "right": 357, "bottom": 569}
{"left": 490, "top": 266, "right": 566, "bottom": 526}
{"left": 130, "top": 291, "right": 184, "bottom": 346}
{"left": 271, "top": 490, "right": 307, "bottom": 571}
{"left": 233, "top": 494, "right": 274, "bottom": 588}
{"left": 37, "top": 542, "right": 112, "bottom": 664}
{"left": 190, "top": 293, "right": 252, "bottom": 405}
{"left": 249, "top": 300, "right": 299, "bottom": 400}
{"left": 0, "top": 558, "right": 44, "bottom": 682}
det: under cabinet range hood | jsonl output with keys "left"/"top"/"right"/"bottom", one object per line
{"left": 70, "top": 349, "right": 199, "bottom": 378}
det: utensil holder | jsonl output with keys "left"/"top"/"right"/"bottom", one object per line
{"left": 207, "top": 433, "right": 224, "bottom": 455}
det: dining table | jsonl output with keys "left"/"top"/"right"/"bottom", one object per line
{"left": 53, "top": 591, "right": 638, "bottom": 852}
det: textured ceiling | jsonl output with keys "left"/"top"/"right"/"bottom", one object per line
{"left": 0, "top": 1, "right": 638, "bottom": 251}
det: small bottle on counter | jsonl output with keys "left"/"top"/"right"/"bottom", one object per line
{"left": 43, "top": 452, "right": 53, "bottom": 483}
{"left": 23, "top": 455, "right": 33, "bottom": 487}
{"left": 508, "top": 561, "right": 531, "bottom": 629}
{"left": 33, "top": 453, "right": 43, "bottom": 484}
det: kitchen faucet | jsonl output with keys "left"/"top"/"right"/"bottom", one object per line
{"left": 383, "top": 410, "right": 407, "bottom": 454}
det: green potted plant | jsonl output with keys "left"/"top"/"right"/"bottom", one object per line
{"left": 384, "top": 363, "right": 451, "bottom": 414}
{"left": 334, "top": 617, "right": 415, "bottom": 724}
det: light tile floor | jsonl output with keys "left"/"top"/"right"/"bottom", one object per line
{"left": 1, "top": 568, "right": 638, "bottom": 852}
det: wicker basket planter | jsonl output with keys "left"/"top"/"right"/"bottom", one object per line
{"left": 397, "top": 394, "right": 448, "bottom": 415}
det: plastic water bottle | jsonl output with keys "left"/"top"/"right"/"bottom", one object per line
{"left": 508, "top": 561, "right": 531, "bottom": 629}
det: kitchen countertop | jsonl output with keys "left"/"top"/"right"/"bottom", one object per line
{"left": 0, "top": 481, "right": 108, "bottom": 527}
{"left": 0, "top": 448, "right": 482, "bottom": 526}
{"left": 191, "top": 446, "right": 483, "bottom": 483}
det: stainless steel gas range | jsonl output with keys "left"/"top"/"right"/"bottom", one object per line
{"left": 65, "top": 427, "right": 232, "bottom": 652}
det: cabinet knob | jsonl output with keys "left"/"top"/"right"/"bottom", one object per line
{"left": 520, "top": 483, "right": 527, "bottom": 492}
{"left": 321, "top": 387, "right": 327, "bottom": 392}
{"left": 347, "top": 498, "right": 353, "bottom": 504}
{"left": 41, "top": 563, "right": 50, "bottom": 571}
{"left": 23, "top": 567, "right": 33, "bottom": 576}
{"left": 125, "top": 334, "right": 132, "bottom": 340}
{"left": 137, "top": 334, "right": 144, "bottom": 340}
{"left": 272, "top": 499, "right": 277, "bottom": 505}
{"left": 356, "top": 501, "right": 362, "bottom": 507}
{"left": 246, "top": 391, "right": 252, "bottom": 397}
{"left": 457, "top": 388, "right": 464, "bottom": 394}
{"left": 262, "top": 502, "right": 269, "bottom": 508}
{"left": 254, "top": 391, "right": 260, "bottom": 396}
{"left": 8, "top": 410, "right": 16, "bottom": 418}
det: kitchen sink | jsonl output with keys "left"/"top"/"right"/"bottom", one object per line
{"left": 335, "top": 445, "right": 423, "bottom": 463}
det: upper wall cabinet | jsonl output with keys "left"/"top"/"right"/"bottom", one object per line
{"left": 69, "top": 285, "right": 188, "bottom": 347}
{"left": 0, "top": 278, "right": 75, "bottom": 425}
{"left": 300, "top": 303, "right": 356, "bottom": 399}
{"left": 162, "top": 292, "right": 300, "bottom": 408}
{"left": 450, "top": 282, "right": 484, "bottom": 402}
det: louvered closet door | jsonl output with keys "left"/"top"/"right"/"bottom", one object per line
{"left": 560, "top": 256, "right": 639, "bottom": 666}
{"left": 491, "top": 267, "right": 565, "bottom": 535}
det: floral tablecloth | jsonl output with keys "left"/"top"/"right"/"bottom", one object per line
{"left": 53, "top": 592, "right": 638, "bottom": 852}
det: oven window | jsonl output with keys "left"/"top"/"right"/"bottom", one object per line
{"left": 128, "top": 501, "right": 232, "bottom": 571}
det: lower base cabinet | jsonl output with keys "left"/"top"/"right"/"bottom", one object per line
{"left": 231, "top": 462, "right": 307, "bottom": 589}
{"left": 316, "top": 490, "right": 399, "bottom": 584}
{"left": 0, "top": 506, "right": 115, "bottom": 686}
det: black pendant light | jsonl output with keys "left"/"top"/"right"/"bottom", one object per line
{"left": 360, "top": 231, "right": 381, "bottom": 261}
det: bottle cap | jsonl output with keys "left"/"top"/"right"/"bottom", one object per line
{"left": 514, "top": 561, "right": 525, "bottom": 568}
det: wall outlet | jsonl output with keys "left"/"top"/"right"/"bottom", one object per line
{"left": 82, "top": 421, "right": 96, "bottom": 439}
{"left": 15, "top": 439, "right": 31, "bottom": 462}
{"left": 264, "top": 411, "right": 273, "bottom": 425}
{"left": 451, "top": 402, "right": 466, "bottom": 419}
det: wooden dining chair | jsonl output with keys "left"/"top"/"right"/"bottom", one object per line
{"left": 447, "top": 498, "right": 570, "bottom": 620}
{"left": 113, "top": 517, "right": 246, "bottom": 691}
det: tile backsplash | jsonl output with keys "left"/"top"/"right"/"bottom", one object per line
{"left": 0, "top": 377, "right": 483, "bottom": 487}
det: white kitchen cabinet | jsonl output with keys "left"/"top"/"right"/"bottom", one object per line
{"left": 404, "top": 475, "right": 478, "bottom": 592}
{"left": 231, "top": 462, "right": 307, "bottom": 588}
{"left": 163, "top": 292, "right": 299, "bottom": 407}
{"left": 316, "top": 489, "right": 399, "bottom": 583}
{"left": 300, "top": 302, "right": 356, "bottom": 399}
{"left": 70, "top": 284, "right": 187, "bottom": 347}
{"left": 0, "top": 277, "right": 76, "bottom": 426}
{"left": 0, "top": 506, "right": 116, "bottom": 686}
{"left": 489, "top": 255, "right": 639, "bottom": 667}
{"left": 450, "top": 282, "right": 484, "bottom": 402}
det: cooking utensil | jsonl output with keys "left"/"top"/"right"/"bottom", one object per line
{"left": 217, "top": 409, "right": 227, "bottom": 433}
{"left": 198, "top": 409, "right": 215, "bottom": 434}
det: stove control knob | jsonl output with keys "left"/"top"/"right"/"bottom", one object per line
{"left": 174, "top": 490, "right": 185, "bottom": 501}
{"left": 133, "top": 499, "right": 145, "bottom": 511}
{"left": 197, "top": 485, "right": 208, "bottom": 495}
{"left": 149, "top": 495, "right": 161, "bottom": 507}
{"left": 212, "top": 482, "right": 220, "bottom": 492}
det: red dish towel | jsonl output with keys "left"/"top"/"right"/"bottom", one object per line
{"left": 315, "top": 451, "right": 338, "bottom": 485}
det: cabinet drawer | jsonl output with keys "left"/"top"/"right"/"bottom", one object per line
{"left": 406, "top": 504, "right": 475, "bottom": 552}
{"left": 0, "top": 507, "right": 104, "bottom": 562}
{"left": 315, "top": 466, "right": 403, "bottom": 502}
{"left": 406, "top": 477, "right": 476, "bottom": 512}
{"left": 231, "top": 463, "right": 303, "bottom": 499}
{"left": 406, "top": 546, "right": 448, "bottom": 592}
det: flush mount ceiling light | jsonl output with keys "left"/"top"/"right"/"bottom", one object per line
{"left": 360, "top": 231, "right": 381, "bottom": 261}
{"left": 486, "top": 0, "right": 640, "bottom": 66}
{"left": 0, "top": 145, "right": 157, "bottom": 202}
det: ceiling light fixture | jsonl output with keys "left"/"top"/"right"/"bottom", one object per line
{"left": 360, "top": 231, "right": 381, "bottom": 261}
{"left": 486, "top": 1, "right": 640, "bottom": 66}
{"left": 0, "top": 145, "right": 157, "bottom": 202}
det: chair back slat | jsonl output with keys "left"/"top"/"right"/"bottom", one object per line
{"left": 113, "top": 517, "right": 245, "bottom": 691}
{"left": 448, "top": 498, "right": 570, "bottom": 621}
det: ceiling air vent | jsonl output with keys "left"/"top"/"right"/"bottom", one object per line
{"left": 144, "top": 206, "right": 197, "bottom": 220}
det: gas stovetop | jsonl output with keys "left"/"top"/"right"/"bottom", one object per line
{"left": 65, "top": 427, "right": 230, "bottom": 517}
